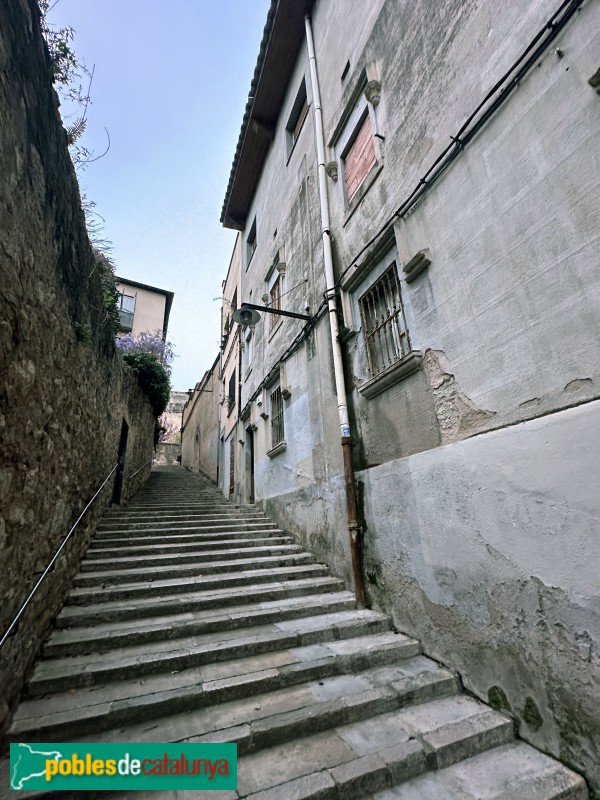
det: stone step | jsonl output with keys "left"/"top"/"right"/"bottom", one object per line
{"left": 95, "top": 520, "right": 280, "bottom": 538}
{"left": 55, "top": 575, "right": 346, "bottom": 627}
{"left": 372, "top": 741, "right": 588, "bottom": 800}
{"left": 65, "top": 563, "right": 330, "bottom": 605}
{"left": 80, "top": 542, "right": 302, "bottom": 570}
{"left": 98, "top": 513, "right": 271, "bottom": 530}
{"left": 102, "top": 511, "right": 266, "bottom": 526}
{"left": 85, "top": 534, "right": 297, "bottom": 559}
{"left": 73, "top": 551, "right": 315, "bottom": 587}
{"left": 230, "top": 694, "right": 514, "bottom": 798}
{"left": 25, "top": 614, "right": 397, "bottom": 696}
{"left": 88, "top": 528, "right": 288, "bottom": 549}
{"left": 43, "top": 592, "right": 358, "bottom": 656}
{"left": 11, "top": 644, "right": 448, "bottom": 745}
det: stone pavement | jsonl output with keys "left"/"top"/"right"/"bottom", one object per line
{"left": 1, "top": 466, "right": 588, "bottom": 798}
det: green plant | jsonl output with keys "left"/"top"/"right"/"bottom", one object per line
{"left": 91, "top": 249, "right": 120, "bottom": 334}
{"left": 122, "top": 351, "right": 171, "bottom": 416}
{"left": 73, "top": 321, "right": 92, "bottom": 344}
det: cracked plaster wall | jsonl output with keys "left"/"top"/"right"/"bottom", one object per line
{"left": 360, "top": 399, "right": 600, "bottom": 794}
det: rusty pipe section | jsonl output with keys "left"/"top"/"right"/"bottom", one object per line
{"left": 342, "top": 437, "right": 366, "bottom": 607}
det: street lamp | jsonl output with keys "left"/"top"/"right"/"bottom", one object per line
{"left": 232, "top": 303, "right": 311, "bottom": 327}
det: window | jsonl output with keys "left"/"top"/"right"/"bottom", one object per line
{"left": 286, "top": 79, "right": 309, "bottom": 158}
{"left": 117, "top": 293, "right": 135, "bottom": 332}
{"left": 227, "top": 369, "right": 236, "bottom": 413}
{"left": 342, "top": 112, "right": 376, "bottom": 202}
{"left": 243, "top": 328, "right": 253, "bottom": 374}
{"left": 270, "top": 386, "right": 284, "bottom": 447}
{"left": 359, "top": 263, "right": 410, "bottom": 377}
{"left": 269, "top": 275, "right": 281, "bottom": 331}
{"left": 246, "top": 218, "right": 257, "bottom": 266}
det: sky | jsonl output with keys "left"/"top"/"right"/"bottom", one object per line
{"left": 47, "top": 0, "right": 272, "bottom": 391}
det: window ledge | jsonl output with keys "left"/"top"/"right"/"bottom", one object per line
{"left": 358, "top": 350, "right": 422, "bottom": 399}
{"left": 267, "top": 441, "right": 287, "bottom": 459}
{"left": 343, "top": 162, "right": 383, "bottom": 227}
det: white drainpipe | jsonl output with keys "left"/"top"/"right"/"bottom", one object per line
{"left": 305, "top": 14, "right": 366, "bottom": 607}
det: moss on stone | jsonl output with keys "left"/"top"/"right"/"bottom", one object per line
{"left": 488, "top": 685, "right": 511, "bottom": 711}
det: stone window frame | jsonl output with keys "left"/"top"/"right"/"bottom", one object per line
{"left": 242, "top": 327, "right": 253, "bottom": 380}
{"left": 264, "top": 251, "right": 285, "bottom": 341}
{"left": 246, "top": 217, "right": 257, "bottom": 270}
{"left": 266, "top": 376, "right": 287, "bottom": 458}
{"left": 285, "top": 77, "right": 309, "bottom": 163}
{"left": 330, "top": 76, "right": 384, "bottom": 223}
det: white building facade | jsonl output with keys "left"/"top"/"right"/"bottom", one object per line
{"left": 215, "top": 0, "right": 600, "bottom": 789}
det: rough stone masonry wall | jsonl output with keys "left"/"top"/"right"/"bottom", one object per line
{"left": 0, "top": 0, "right": 156, "bottom": 731}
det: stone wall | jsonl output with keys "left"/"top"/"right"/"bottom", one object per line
{"left": 154, "top": 443, "right": 181, "bottom": 466}
{"left": 0, "top": 0, "right": 155, "bottom": 730}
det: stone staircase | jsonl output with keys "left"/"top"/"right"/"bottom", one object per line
{"left": 2, "top": 466, "right": 588, "bottom": 799}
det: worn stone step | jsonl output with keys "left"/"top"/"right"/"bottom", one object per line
{"left": 11, "top": 643, "right": 446, "bottom": 744}
{"left": 104, "top": 503, "right": 266, "bottom": 520}
{"left": 372, "top": 741, "right": 588, "bottom": 800}
{"left": 85, "top": 534, "right": 297, "bottom": 559}
{"left": 44, "top": 592, "right": 358, "bottom": 656}
{"left": 95, "top": 520, "right": 280, "bottom": 538}
{"left": 61, "top": 656, "right": 457, "bottom": 756}
{"left": 65, "top": 563, "right": 330, "bottom": 605}
{"left": 225, "top": 694, "right": 513, "bottom": 798}
{"left": 88, "top": 528, "right": 288, "bottom": 549}
{"left": 26, "top": 613, "right": 397, "bottom": 697}
{"left": 80, "top": 542, "right": 302, "bottom": 570}
{"left": 73, "top": 551, "right": 315, "bottom": 587}
{"left": 98, "top": 514, "right": 268, "bottom": 531}
{"left": 56, "top": 575, "right": 346, "bottom": 627}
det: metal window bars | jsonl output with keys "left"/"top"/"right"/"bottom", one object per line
{"left": 270, "top": 386, "right": 285, "bottom": 446}
{"left": 359, "top": 263, "right": 410, "bottom": 377}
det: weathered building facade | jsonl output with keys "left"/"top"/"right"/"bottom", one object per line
{"left": 115, "top": 277, "right": 174, "bottom": 340}
{"left": 181, "top": 357, "right": 220, "bottom": 483}
{"left": 213, "top": 0, "right": 600, "bottom": 792}
{"left": 217, "top": 236, "right": 243, "bottom": 499}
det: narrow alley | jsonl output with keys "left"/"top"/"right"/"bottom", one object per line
{"left": 2, "top": 467, "right": 587, "bottom": 799}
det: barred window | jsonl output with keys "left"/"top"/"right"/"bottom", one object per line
{"left": 270, "top": 386, "right": 284, "bottom": 447}
{"left": 359, "top": 264, "right": 410, "bottom": 377}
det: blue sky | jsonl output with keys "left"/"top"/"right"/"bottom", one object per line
{"left": 47, "top": 0, "right": 271, "bottom": 390}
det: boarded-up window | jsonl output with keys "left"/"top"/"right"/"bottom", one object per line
{"left": 343, "top": 114, "right": 376, "bottom": 201}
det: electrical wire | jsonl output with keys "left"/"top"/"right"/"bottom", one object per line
{"left": 335, "top": 0, "right": 583, "bottom": 288}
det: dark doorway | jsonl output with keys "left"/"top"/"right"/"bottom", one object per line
{"left": 246, "top": 426, "right": 255, "bottom": 504}
{"left": 112, "top": 419, "right": 129, "bottom": 505}
{"left": 229, "top": 439, "right": 235, "bottom": 496}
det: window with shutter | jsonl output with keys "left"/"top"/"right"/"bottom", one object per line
{"left": 343, "top": 113, "right": 376, "bottom": 201}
